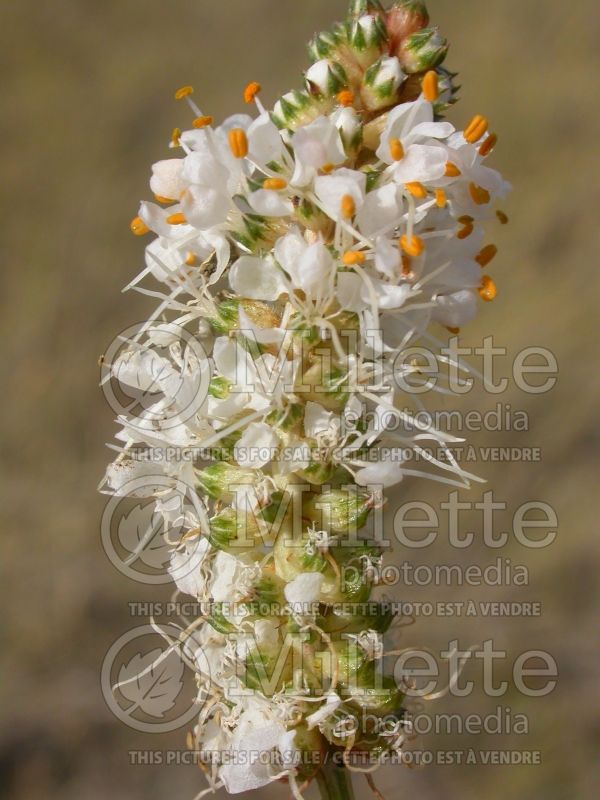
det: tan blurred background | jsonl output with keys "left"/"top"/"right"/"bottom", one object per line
{"left": 0, "top": 0, "right": 598, "bottom": 798}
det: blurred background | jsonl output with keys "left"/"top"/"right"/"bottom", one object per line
{"left": 0, "top": 0, "right": 598, "bottom": 798}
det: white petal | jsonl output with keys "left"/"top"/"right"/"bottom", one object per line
{"left": 374, "top": 236, "right": 401, "bottom": 279}
{"left": 314, "top": 168, "right": 366, "bottom": 221}
{"left": 248, "top": 112, "right": 285, "bottom": 165}
{"left": 336, "top": 272, "right": 367, "bottom": 312}
{"left": 181, "top": 184, "right": 231, "bottom": 229}
{"left": 168, "top": 537, "right": 211, "bottom": 597}
{"left": 182, "top": 150, "right": 229, "bottom": 186}
{"left": 248, "top": 189, "right": 293, "bottom": 217}
{"left": 306, "top": 693, "right": 342, "bottom": 729}
{"left": 356, "top": 183, "right": 402, "bottom": 238}
{"left": 234, "top": 422, "right": 279, "bottom": 468}
{"left": 229, "top": 255, "right": 287, "bottom": 301}
{"left": 432, "top": 289, "right": 478, "bottom": 328}
{"left": 285, "top": 573, "right": 324, "bottom": 613}
{"left": 149, "top": 159, "right": 185, "bottom": 200}
{"left": 304, "top": 402, "right": 336, "bottom": 439}
{"left": 295, "top": 241, "right": 334, "bottom": 298}
{"left": 393, "top": 144, "right": 447, "bottom": 184}
{"left": 355, "top": 459, "right": 404, "bottom": 488}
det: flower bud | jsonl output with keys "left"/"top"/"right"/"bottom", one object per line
{"left": 386, "top": 1, "right": 430, "bottom": 54}
{"left": 297, "top": 362, "right": 350, "bottom": 411}
{"left": 308, "top": 29, "right": 342, "bottom": 63}
{"left": 331, "top": 107, "right": 363, "bottom": 155}
{"left": 206, "top": 603, "right": 238, "bottom": 634}
{"left": 343, "top": 663, "right": 403, "bottom": 715}
{"left": 197, "top": 462, "right": 257, "bottom": 503}
{"left": 288, "top": 725, "right": 326, "bottom": 781}
{"left": 317, "top": 602, "right": 396, "bottom": 635}
{"left": 272, "top": 89, "right": 320, "bottom": 131}
{"left": 347, "top": 15, "right": 389, "bottom": 69}
{"left": 362, "top": 55, "right": 406, "bottom": 111}
{"left": 208, "top": 298, "right": 240, "bottom": 335}
{"left": 209, "top": 507, "right": 261, "bottom": 552}
{"left": 397, "top": 27, "right": 448, "bottom": 73}
{"left": 303, "top": 489, "right": 372, "bottom": 535}
{"left": 348, "top": 0, "right": 384, "bottom": 19}
{"left": 208, "top": 376, "right": 231, "bottom": 400}
{"left": 305, "top": 59, "right": 348, "bottom": 99}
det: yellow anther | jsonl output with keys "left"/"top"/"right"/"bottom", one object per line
{"left": 497, "top": 210, "right": 509, "bottom": 225}
{"left": 171, "top": 127, "right": 182, "bottom": 147}
{"left": 389, "top": 138, "right": 405, "bottom": 161}
{"left": 435, "top": 188, "right": 447, "bottom": 208}
{"left": 154, "top": 195, "right": 176, "bottom": 205}
{"left": 400, "top": 234, "right": 425, "bottom": 257}
{"left": 469, "top": 182, "right": 491, "bottom": 205}
{"left": 342, "top": 251, "right": 366, "bottom": 266}
{"left": 457, "top": 221, "right": 474, "bottom": 240}
{"left": 464, "top": 114, "right": 489, "bottom": 144}
{"left": 193, "top": 115, "right": 214, "bottom": 129}
{"left": 167, "top": 212, "right": 187, "bottom": 225}
{"left": 446, "top": 326, "right": 461, "bottom": 335}
{"left": 479, "top": 133, "right": 498, "bottom": 157}
{"left": 228, "top": 128, "right": 248, "bottom": 159}
{"left": 262, "top": 177, "right": 288, "bottom": 191}
{"left": 405, "top": 182, "right": 427, "bottom": 199}
{"left": 476, "top": 244, "right": 498, "bottom": 268}
{"left": 479, "top": 275, "right": 497, "bottom": 302}
{"left": 185, "top": 252, "right": 198, "bottom": 266}
{"left": 340, "top": 194, "right": 356, "bottom": 219}
{"left": 422, "top": 70, "right": 439, "bottom": 102}
{"left": 337, "top": 90, "right": 355, "bottom": 107}
{"left": 244, "top": 81, "right": 262, "bottom": 104}
{"left": 445, "top": 162, "right": 462, "bottom": 178}
{"left": 174, "top": 85, "right": 194, "bottom": 101}
{"left": 321, "top": 163, "right": 335, "bottom": 174}
{"left": 130, "top": 216, "right": 149, "bottom": 236}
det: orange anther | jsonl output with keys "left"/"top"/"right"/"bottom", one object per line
{"left": 174, "top": 85, "right": 194, "bottom": 101}
{"left": 193, "top": 115, "right": 214, "bottom": 129}
{"left": 389, "top": 138, "right": 405, "bottom": 161}
{"left": 496, "top": 210, "right": 509, "bottom": 225}
{"left": 435, "top": 188, "right": 447, "bottom": 208}
{"left": 262, "top": 177, "right": 288, "bottom": 191}
{"left": 445, "top": 162, "right": 462, "bottom": 178}
{"left": 171, "top": 127, "right": 182, "bottom": 147}
{"left": 244, "top": 81, "right": 262, "bottom": 104}
{"left": 337, "top": 90, "right": 355, "bottom": 107}
{"left": 464, "top": 114, "right": 489, "bottom": 144}
{"left": 340, "top": 194, "right": 356, "bottom": 219}
{"left": 479, "top": 275, "right": 497, "bottom": 302}
{"left": 457, "top": 222, "right": 474, "bottom": 239}
{"left": 422, "top": 70, "right": 439, "bottom": 102}
{"left": 185, "top": 252, "right": 198, "bottom": 266}
{"left": 400, "top": 234, "right": 425, "bottom": 257}
{"left": 405, "top": 182, "right": 427, "bottom": 199}
{"left": 479, "top": 133, "right": 498, "bottom": 157}
{"left": 167, "top": 212, "right": 187, "bottom": 225}
{"left": 130, "top": 216, "right": 149, "bottom": 236}
{"left": 342, "top": 251, "right": 366, "bottom": 266}
{"left": 469, "top": 182, "right": 491, "bottom": 205}
{"left": 476, "top": 244, "right": 498, "bottom": 268}
{"left": 228, "top": 128, "right": 248, "bottom": 159}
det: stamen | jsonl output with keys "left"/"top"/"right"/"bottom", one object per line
{"left": 475, "top": 244, "right": 498, "bottom": 267}
{"left": 479, "top": 275, "right": 497, "bottom": 302}
{"left": 400, "top": 234, "right": 425, "bottom": 257}
{"left": 342, "top": 251, "right": 366, "bottom": 266}
{"left": 167, "top": 212, "right": 187, "bottom": 225}
{"left": 389, "top": 138, "right": 405, "bottom": 161}
{"left": 130, "top": 217, "right": 149, "bottom": 236}
{"left": 401, "top": 254, "right": 412, "bottom": 277}
{"left": 262, "top": 177, "right": 288, "bottom": 191}
{"left": 464, "top": 114, "right": 489, "bottom": 144}
{"left": 446, "top": 326, "right": 460, "bottom": 335}
{"left": 435, "top": 188, "right": 447, "bottom": 208}
{"left": 193, "top": 115, "right": 214, "bottom": 129}
{"left": 479, "top": 133, "right": 498, "bottom": 157}
{"left": 341, "top": 194, "right": 356, "bottom": 219}
{"left": 458, "top": 215, "right": 474, "bottom": 225}
{"left": 174, "top": 85, "right": 194, "bottom": 101}
{"left": 445, "top": 162, "right": 461, "bottom": 178}
{"left": 185, "top": 252, "right": 198, "bottom": 266}
{"left": 469, "top": 182, "right": 491, "bottom": 205}
{"left": 337, "top": 90, "right": 355, "bottom": 107}
{"left": 321, "top": 163, "right": 335, "bottom": 174}
{"left": 171, "top": 127, "right": 182, "bottom": 147}
{"left": 154, "top": 195, "right": 175, "bottom": 205}
{"left": 244, "top": 81, "right": 262, "bottom": 104}
{"left": 422, "top": 70, "right": 439, "bottom": 103}
{"left": 457, "top": 221, "right": 474, "bottom": 239}
{"left": 405, "top": 182, "right": 427, "bottom": 199}
{"left": 496, "top": 210, "right": 509, "bottom": 225}
{"left": 228, "top": 128, "right": 248, "bottom": 159}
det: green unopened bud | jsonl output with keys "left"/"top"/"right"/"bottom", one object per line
{"left": 209, "top": 507, "right": 261, "bottom": 552}
{"left": 206, "top": 603, "right": 238, "bottom": 634}
{"left": 362, "top": 55, "right": 406, "bottom": 111}
{"left": 386, "top": 1, "right": 430, "bottom": 55}
{"left": 300, "top": 459, "right": 336, "bottom": 487}
{"left": 304, "top": 489, "right": 372, "bottom": 535}
{"left": 308, "top": 29, "right": 342, "bottom": 63}
{"left": 348, "top": 0, "right": 384, "bottom": 19}
{"left": 197, "top": 462, "right": 256, "bottom": 503}
{"left": 207, "top": 298, "right": 240, "bottom": 335}
{"left": 245, "top": 572, "right": 287, "bottom": 616}
{"left": 332, "top": 107, "right": 363, "bottom": 156}
{"left": 272, "top": 89, "right": 323, "bottom": 131}
{"left": 334, "top": 640, "right": 369, "bottom": 684}
{"left": 347, "top": 14, "right": 388, "bottom": 69}
{"left": 344, "top": 664, "right": 403, "bottom": 715}
{"left": 208, "top": 376, "right": 231, "bottom": 400}
{"left": 305, "top": 59, "right": 348, "bottom": 98}
{"left": 397, "top": 27, "right": 448, "bottom": 73}
{"left": 266, "top": 403, "right": 304, "bottom": 434}
{"left": 290, "top": 725, "right": 326, "bottom": 781}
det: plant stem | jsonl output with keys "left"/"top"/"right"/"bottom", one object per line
{"left": 316, "top": 762, "right": 355, "bottom": 800}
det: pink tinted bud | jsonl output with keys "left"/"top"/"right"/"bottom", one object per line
{"left": 386, "top": 1, "right": 429, "bottom": 56}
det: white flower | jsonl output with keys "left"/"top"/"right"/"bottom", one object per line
{"left": 314, "top": 168, "right": 367, "bottom": 222}
{"left": 234, "top": 422, "right": 279, "bottom": 468}
{"left": 291, "top": 116, "right": 346, "bottom": 186}
{"left": 284, "top": 572, "right": 324, "bottom": 615}
{"left": 168, "top": 536, "right": 211, "bottom": 597}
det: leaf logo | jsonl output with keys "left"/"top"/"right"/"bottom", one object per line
{"left": 117, "top": 649, "right": 185, "bottom": 719}
{"left": 117, "top": 503, "right": 171, "bottom": 570}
